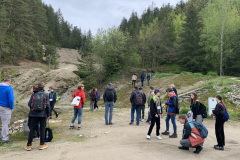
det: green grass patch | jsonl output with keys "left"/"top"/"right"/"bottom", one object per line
{"left": 154, "top": 72, "right": 175, "bottom": 79}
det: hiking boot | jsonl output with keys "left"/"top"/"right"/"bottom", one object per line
{"left": 56, "top": 113, "right": 59, "bottom": 118}
{"left": 178, "top": 146, "right": 189, "bottom": 150}
{"left": 69, "top": 125, "right": 74, "bottom": 129}
{"left": 169, "top": 134, "right": 177, "bottom": 138}
{"left": 109, "top": 123, "right": 113, "bottom": 125}
{"left": 105, "top": 123, "right": 109, "bottom": 125}
{"left": 78, "top": 126, "right": 81, "bottom": 130}
{"left": 25, "top": 145, "right": 32, "bottom": 151}
{"left": 2, "top": 139, "right": 13, "bottom": 143}
{"left": 156, "top": 135, "right": 162, "bottom": 140}
{"left": 214, "top": 145, "right": 224, "bottom": 150}
{"left": 146, "top": 135, "right": 150, "bottom": 140}
{"left": 129, "top": 122, "right": 134, "bottom": 125}
{"left": 194, "top": 146, "right": 203, "bottom": 154}
{"left": 39, "top": 144, "right": 48, "bottom": 150}
{"left": 161, "top": 131, "right": 169, "bottom": 135}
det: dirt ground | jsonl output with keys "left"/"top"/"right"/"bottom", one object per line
{"left": 1, "top": 107, "right": 240, "bottom": 160}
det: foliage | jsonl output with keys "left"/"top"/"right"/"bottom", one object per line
{"left": 207, "top": 72, "right": 218, "bottom": 77}
{"left": 154, "top": 72, "right": 175, "bottom": 79}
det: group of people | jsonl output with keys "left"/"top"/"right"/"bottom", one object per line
{"left": 132, "top": 72, "right": 151, "bottom": 87}
{"left": 0, "top": 77, "right": 227, "bottom": 154}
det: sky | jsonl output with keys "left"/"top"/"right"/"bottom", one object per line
{"left": 42, "top": 0, "right": 187, "bottom": 35}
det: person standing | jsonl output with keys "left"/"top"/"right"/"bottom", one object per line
{"left": 162, "top": 88, "right": 178, "bottom": 138}
{"left": 178, "top": 115, "right": 205, "bottom": 154}
{"left": 211, "top": 95, "right": 226, "bottom": 150}
{"left": 146, "top": 86, "right": 154, "bottom": 123}
{"left": 146, "top": 89, "right": 163, "bottom": 140}
{"left": 89, "top": 88, "right": 96, "bottom": 112}
{"left": 139, "top": 87, "right": 146, "bottom": 122}
{"left": 171, "top": 84, "right": 178, "bottom": 96}
{"left": 0, "top": 78, "right": 14, "bottom": 143}
{"left": 94, "top": 88, "right": 100, "bottom": 110}
{"left": 147, "top": 72, "right": 151, "bottom": 86}
{"left": 103, "top": 83, "right": 117, "bottom": 125}
{"left": 190, "top": 92, "right": 203, "bottom": 123}
{"left": 129, "top": 86, "right": 143, "bottom": 126}
{"left": 140, "top": 72, "right": 145, "bottom": 87}
{"left": 70, "top": 84, "right": 86, "bottom": 129}
{"left": 49, "top": 87, "right": 59, "bottom": 118}
{"left": 132, "top": 74, "right": 137, "bottom": 87}
{"left": 25, "top": 82, "right": 50, "bottom": 151}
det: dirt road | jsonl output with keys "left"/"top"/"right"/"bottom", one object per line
{"left": 1, "top": 108, "right": 240, "bottom": 160}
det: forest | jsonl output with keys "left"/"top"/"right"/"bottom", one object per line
{"left": 1, "top": 0, "right": 240, "bottom": 83}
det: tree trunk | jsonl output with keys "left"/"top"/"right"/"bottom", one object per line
{"left": 220, "top": 20, "right": 224, "bottom": 76}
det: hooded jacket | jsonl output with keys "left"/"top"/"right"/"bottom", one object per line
{"left": 130, "top": 89, "right": 144, "bottom": 106}
{"left": 166, "top": 93, "right": 178, "bottom": 115}
{"left": 150, "top": 95, "right": 162, "bottom": 115}
{"left": 0, "top": 82, "right": 14, "bottom": 110}
{"left": 28, "top": 88, "right": 50, "bottom": 117}
{"left": 103, "top": 86, "right": 117, "bottom": 103}
{"left": 72, "top": 89, "right": 86, "bottom": 108}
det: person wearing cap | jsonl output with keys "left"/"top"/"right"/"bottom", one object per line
{"left": 49, "top": 87, "right": 59, "bottom": 118}
{"left": 146, "top": 89, "right": 163, "bottom": 140}
{"left": 0, "top": 78, "right": 14, "bottom": 143}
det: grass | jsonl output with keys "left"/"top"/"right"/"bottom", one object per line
{"left": 154, "top": 72, "right": 176, "bottom": 79}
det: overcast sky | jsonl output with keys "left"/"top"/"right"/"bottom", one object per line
{"left": 42, "top": 0, "right": 187, "bottom": 35}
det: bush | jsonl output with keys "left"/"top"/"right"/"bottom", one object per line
{"left": 180, "top": 71, "right": 192, "bottom": 76}
{"left": 220, "top": 87, "right": 233, "bottom": 94}
{"left": 180, "top": 107, "right": 190, "bottom": 114}
{"left": 204, "top": 81, "right": 214, "bottom": 89}
{"left": 207, "top": 71, "right": 218, "bottom": 77}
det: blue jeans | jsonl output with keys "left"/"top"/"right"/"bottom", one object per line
{"left": 147, "top": 78, "right": 150, "bottom": 85}
{"left": 131, "top": 106, "right": 141, "bottom": 125}
{"left": 166, "top": 114, "right": 177, "bottom": 134}
{"left": 141, "top": 79, "right": 144, "bottom": 86}
{"left": 71, "top": 108, "right": 83, "bottom": 125}
{"left": 146, "top": 114, "right": 152, "bottom": 122}
{"left": 105, "top": 102, "right": 114, "bottom": 124}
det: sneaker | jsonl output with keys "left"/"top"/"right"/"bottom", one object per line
{"left": 161, "top": 131, "right": 169, "bottom": 135}
{"left": 56, "top": 113, "right": 59, "bottom": 118}
{"left": 194, "top": 146, "right": 203, "bottom": 154}
{"left": 214, "top": 145, "right": 224, "bottom": 150}
{"left": 178, "top": 146, "right": 189, "bottom": 150}
{"left": 2, "top": 139, "right": 13, "bottom": 143}
{"left": 69, "top": 125, "right": 74, "bottom": 129}
{"left": 141, "top": 119, "right": 144, "bottom": 122}
{"left": 129, "top": 122, "right": 134, "bottom": 125}
{"left": 136, "top": 123, "right": 139, "bottom": 126}
{"left": 39, "top": 144, "right": 48, "bottom": 150}
{"left": 105, "top": 123, "right": 109, "bottom": 125}
{"left": 78, "top": 126, "right": 81, "bottom": 130}
{"left": 156, "top": 135, "right": 162, "bottom": 140}
{"left": 146, "top": 135, "right": 150, "bottom": 140}
{"left": 109, "top": 123, "right": 113, "bottom": 125}
{"left": 169, "top": 134, "right": 177, "bottom": 138}
{"left": 25, "top": 145, "right": 32, "bottom": 151}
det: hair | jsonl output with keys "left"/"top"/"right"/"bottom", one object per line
{"left": 3, "top": 78, "right": 11, "bottom": 82}
{"left": 92, "top": 88, "right": 96, "bottom": 92}
{"left": 108, "top": 83, "right": 112, "bottom": 87}
{"left": 149, "top": 86, "right": 154, "bottom": 90}
{"left": 191, "top": 92, "right": 198, "bottom": 104}
{"left": 32, "top": 84, "right": 38, "bottom": 90}
{"left": 166, "top": 88, "right": 173, "bottom": 92}
{"left": 216, "top": 95, "right": 226, "bottom": 107}
{"left": 49, "top": 86, "right": 54, "bottom": 90}
{"left": 139, "top": 87, "right": 143, "bottom": 91}
{"left": 178, "top": 115, "right": 187, "bottom": 121}
{"left": 134, "top": 86, "right": 139, "bottom": 90}
{"left": 38, "top": 82, "right": 45, "bottom": 89}
{"left": 170, "top": 84, "right": 175, "bottom": 88}
{"left": 78, "top": 84, "right": 84, "bottom": 89}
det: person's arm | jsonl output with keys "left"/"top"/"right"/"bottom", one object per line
{"left": 8, "top": 87, "right": 14, "bottom": 109}
{"left": 150, "top": 99, "right": 157, "bottom": 116}
{"left": 183, "top": 122, "right": 191, "bottom": 139}
{"left": 28, "top": 94, "right": 34, "bottom": 108}
{"left": 103, "top": 90, "right": 106, "bottom": 102}
{"left": 143, "top": 93, "right": 146, "bottom": 104}
{"left": 212, "top": 104, "right": 223, "bottom": 116}
{"left": 130, "top": 92, "right": 134, "bottom": 103}
{"left": 46, "top": 93, "right": 51, "bottom": 118}
{"left": 82, "top": 92, "right": 86, "bottom": 104}
{"left": 166, "top": 97, "right": 176, "bottom": 107}
{"left": 114, "top": 89, "right": 117, "bottom": 103}
{"left": 53, "top": 91, "right": 57, "bottom": 101}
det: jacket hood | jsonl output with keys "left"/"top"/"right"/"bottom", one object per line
{"left": 33, "top": 88, "right": 45, "bottom": 93}
{"left": 0, "top": 82, "right": 9, "bottom": 86}
{"left": 107, "top": 86, "right": 114, "bottom": 90}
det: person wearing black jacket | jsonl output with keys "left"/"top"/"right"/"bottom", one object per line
{"left": 146, "top": 89, "right": 163, "bottom": 140}
{"left": 190, "top": 92, "right": 203, "bottom": 123}
{"left": 139, "top": 88, "right": 146, "bottom": 122}
{"left": 25, "top": 82, "right": 50, "bottom": 151}
{"left": 211, "top": 95, "right": 225, "bottom": 150}
{"left": 49, "top": 87, "right": 59, "bottom": 118}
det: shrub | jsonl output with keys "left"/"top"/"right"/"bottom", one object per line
{"left": 220, "top": 87, "right": 233, "bottom": 94}
{"left": 180, "top": 107, "right": 190, "bottom": 114}
{"left": 180, "top": 71, "right": 192, "bottom": 76}
{"left": 207, "top": 71, "right": 218, "bottom": 77}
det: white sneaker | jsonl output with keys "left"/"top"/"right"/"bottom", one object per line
{"left": 156, "top": 135, "right": 162, "bottom": 140}
{"left": 141, "top": 119, "right": 144, "bottom": 122}
{"left": 146, "top": 135, "right": 150, "bottom": 140}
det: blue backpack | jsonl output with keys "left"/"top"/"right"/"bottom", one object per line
{"left": 189, "top": 121, "right": 208, "bottom": 139}
{"left": 219, "top": 103, "right": 229, "bottom": 122}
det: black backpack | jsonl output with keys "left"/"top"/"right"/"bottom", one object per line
{"left": 31, "top": 92, "right": 47, "bottom": 111}
{"left": 199, "top": 102, "right": 207, "bottom": 118}
{"left": 105, "top": 90, "right": 114, "bottom": 101}
{"left": 134, "top": 91, "right": 143, "bottom": 106}
{"left": 44, "top": 127, "right": 53, "bottom": 142}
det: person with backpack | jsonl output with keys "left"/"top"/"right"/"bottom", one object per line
{"left": 162, "top": 88, "right": 178, "bottom": 138}
{"left": 89, "top": 88, "right": 97, "bottom": 112}
{"left": 139, "top": 88, "right": 146, "bottom": 122}
{"left": 146, "top": 86, "right": 154, "bottom": 123}
{"left": 70, "top": 84, "right": 86, "bottom": 130}
{"left": 129, "top": 86, "right": 143, "bottom": 126}
{"left": 190, "top": 92, "right": 203, "bottom": 123}
{"left": 103, "top": 83, "right": 117, "bottom": 125}
{"left": 147, "top": 72, "right": 151, "bottom": 86}
{"left": 178, "top": 115, "right": 205, "bottom": 154}
{"left": 132, "top": 74, "right": 137, "bottom": 87}
{"left": 211, "top": 95, "right": 227, "bottom": 150}
{"left": 49, "top": 87, "right": 59, "bottom": 118}
{"left": 140, "top": 72, "right": 145, "bottom": 87}
{"left": 25, "top": 82, "right": 50, "bottom": 151}
{"left": 146, "top": 89, "right": 163, "bottom": 140}
{"left": 170, "top": 84, "right": 178, "bottom": 96}
{"left": 94, "top": 88, "right": 100, "bottom": 110}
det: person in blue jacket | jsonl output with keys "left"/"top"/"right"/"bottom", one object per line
{"left": 0, "top": 78, "right": 14, "bottom": 143}
{"left": 140, "top": 72, "right": 145, "bottom": 87}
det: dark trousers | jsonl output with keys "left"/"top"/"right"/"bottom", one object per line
{"left": 50, "top": 101, "right": 57, "bottom": 117}
{"left": 139, "top": 105, "right": 145, "bottom": 119}
{"left": 215, "top": 120, "right": 225, "bottom": 147}
{"left": 94, "top": 100, "right": 99, "bottom": 109}
{"left": 132, "top": 80, "right": 136, "bottom": 86}
{"left": 147, "top": 115, "right": 160, "bottom": 136}
{"left": 27, "top": 117, "right": 47, "bottom": 146}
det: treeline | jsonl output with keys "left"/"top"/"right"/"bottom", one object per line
{"left": 0, "top": 0, "right": 91, "bottom": 65}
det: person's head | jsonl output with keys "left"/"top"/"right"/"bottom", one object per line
{"left": 134, "top": 86, "right": 139, "bottom": 90}
{"left": 149, "top": 86, "right": 154, "bottom": 92}
{"left": 92, "top": 88, "right": 96, "bottom": 92}
{"left": 166, "top": 88, "right": 173, "bottom": 96}
{"left": 216, "top": 95, "right": 223, "bottom": 103}
{"left": 107, "top": 83, "right": 112, "bottom": 88}
{"left": 139, "top": 87, "right": 143, "bottom": 92}
{"left": 179, "top": 115, "right": 187, "bottom": 124}
{"left": 30, "top": 84, "right": 38, "bottom": 93}
{"left": 38, "top": 82, "right": 45, "bottom": 89}
{"left": 49, "top": 86, "right": 54, "bottom": 92}
{"left": 78, "top": 84, "right": 84, "bottom": 90}
{"left": 154, "top": 89, "right": 161, "bottom": 97}
{"left": 191, "top": 92, "right": 198, "bottom": 104}
{"left": 170, "top": 84, "right": 175, "bottom": 88}
{"left": 3, "top": 78, "right": 11, "bottom": 85}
